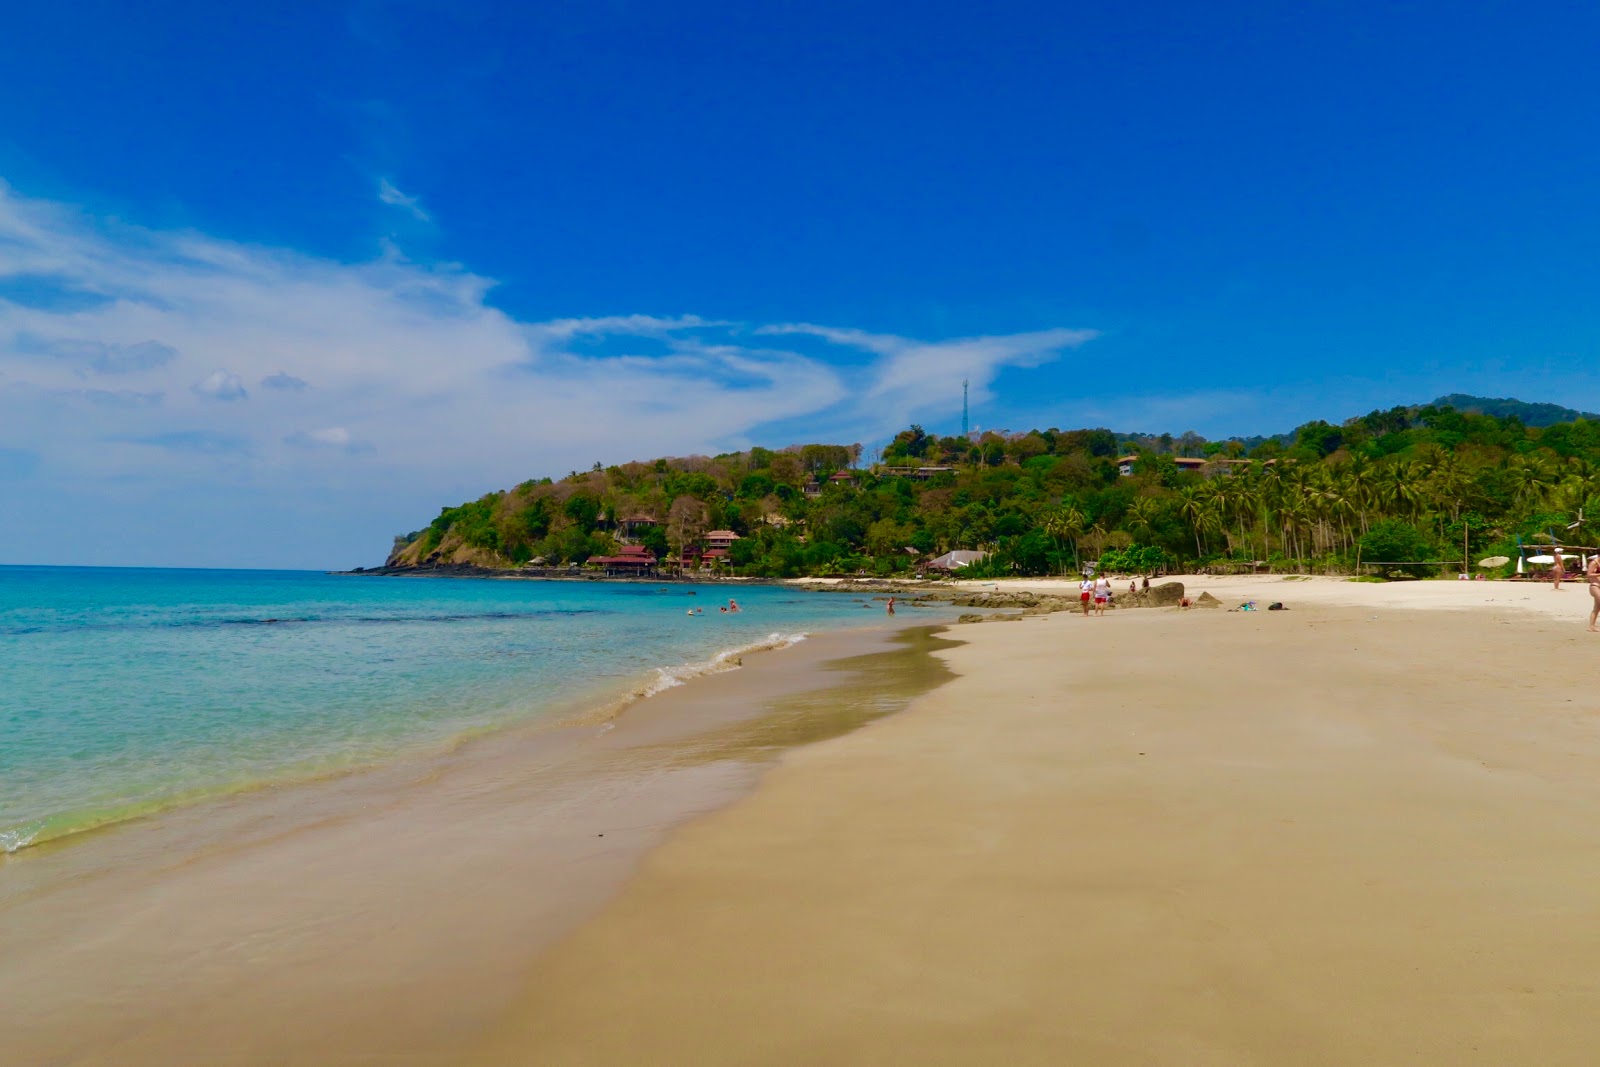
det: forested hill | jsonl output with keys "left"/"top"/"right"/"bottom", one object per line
{"left": 385, "top": 400, "right": 1600, "bottom": 579}
{"left": 1431, "top": 394, "right": 1600, "bottom": 427}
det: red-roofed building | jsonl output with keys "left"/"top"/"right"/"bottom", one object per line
{"left": 589, "top": 544, "right": 658, "bottom": 575}
{"left": 704, "top": 529, "right": 741, "bottom": 551}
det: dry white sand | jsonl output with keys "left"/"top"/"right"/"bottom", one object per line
{"left": 476, "top": 598, "right": 1600, "bottom": 1065}
{"left": 800, "top": 572, "right": 1593, "bottom": 623}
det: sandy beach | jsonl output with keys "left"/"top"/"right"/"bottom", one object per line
{"left": 11, "top": 577, "right": 1600, "bottom": 1064}
{"left": 473, "top": 582, "right": 1600, "bottom": 1065}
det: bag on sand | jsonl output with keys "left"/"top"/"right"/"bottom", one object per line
{"left": 1267, "top": 602, "right": 1287, "bottom": 611}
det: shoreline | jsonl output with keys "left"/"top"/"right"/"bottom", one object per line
{"left": 0, "top": 610, "right": 890, "bottom": 858}
{"left": 2, "top": 616, "right": 959, "bottom": 1065}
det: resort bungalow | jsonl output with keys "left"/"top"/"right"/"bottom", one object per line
{"left": 589, "top": 544, "right": 657, "bottom": 576}
{"left": 617, "top": 513, "right": 659, "bottom": 542}
{"left": 827, "top": 470, "right": 860, "bottom": 488}
{"left": 923, "top": 549, "right": 989, "bottom": 573}
{"left": 704, "top": 529, "right": 741, "bottom": 551}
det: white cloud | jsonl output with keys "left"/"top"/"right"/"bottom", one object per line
{"left": 0, "top": 180, "right": 1098, "bottom": 565}
{"left": 377, "top": 177, "right": 430, "bottom": 222}
{"left": 193, "top": 369, "right": 247, "bottom": 401}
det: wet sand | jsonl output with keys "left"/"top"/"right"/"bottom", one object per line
{"left": 2, "top": 620, "right": 953, "bottom": 1066}
{"left": 474, "top": 603, "right": 1600, "bottom": 1065}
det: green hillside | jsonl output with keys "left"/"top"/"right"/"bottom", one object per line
{"left": 1432, "top": 394, "right": 1600, "bottom": 427}
{"left": 388, "top": 400, "right": 1600, "bottom": 578}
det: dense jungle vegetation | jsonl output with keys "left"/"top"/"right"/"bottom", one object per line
{"left": 388, "top": 399, "right": 1600, "bottom": 578}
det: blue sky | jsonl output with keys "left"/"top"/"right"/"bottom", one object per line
{"left": 2, "top": 1, "right": 1598, "bottom": 567}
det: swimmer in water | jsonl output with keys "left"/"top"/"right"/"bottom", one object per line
{"left": 728, "top": 598, "right": 740, "bottom": 613}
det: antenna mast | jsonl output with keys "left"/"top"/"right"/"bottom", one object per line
{"left": 962, "top": 379, "right": 969, "bottom": 436}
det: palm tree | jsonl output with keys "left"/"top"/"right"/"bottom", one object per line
{"left": 1125, "top": 497, "right": 1160, "bottom": 544}
{"left": 1177, "top": 484, "right": 1211, "bottom": 557}
{"left": 1045, "top": 506, "right": 1086, "bottom": 573}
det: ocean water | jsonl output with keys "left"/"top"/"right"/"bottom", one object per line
{"left": 0, "top": 567, "right": 879, "bottom": 853}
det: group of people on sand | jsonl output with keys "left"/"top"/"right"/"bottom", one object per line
{"left": 1075, "top": 574, "right": 1149, "bottom": 617}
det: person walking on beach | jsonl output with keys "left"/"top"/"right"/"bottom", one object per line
{"left": 1586, "top": 555, "right": 1600, "bottom": 631}
{"left": 1093, "top": 574, "right": 1111, "bottom": 616}
{"left": 1079, "top": 576, "right": 1093, "bottom": 616}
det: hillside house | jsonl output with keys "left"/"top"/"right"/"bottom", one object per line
{"left": 1116, "top": 455, "right": 1253, "bottom": 477}
{"left": 877, "top": 466, "right": 957, "bottom": 480}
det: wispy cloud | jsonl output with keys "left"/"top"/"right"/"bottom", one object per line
{"left": 0, "top": 180, "right": 1098, "bottom": 565}
{"left": 125, "top": 430, "right": 251, "bottom": 455}
{"left": 261, "top": 371, "right": 309, "bottom": 391}
{"left": 759, "top": 323, "right": 1099, "bottom": 430}
{"left": 377, "top": 177, "right": 430, "bottom": 222}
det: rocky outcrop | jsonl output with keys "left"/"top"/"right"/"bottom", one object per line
{"left": 1194, "top": 591, "right": 1223, "bottom": 609}
{"left": 1141, "top": 581, "right": 1186, "bottom": 607}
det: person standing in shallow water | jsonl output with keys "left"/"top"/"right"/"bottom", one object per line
{"left": 886, "top": 597, "right": 895, "bottom": 615}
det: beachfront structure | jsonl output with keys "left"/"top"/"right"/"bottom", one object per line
{"left": 828, "top": 470, "right": 860, "bottom": 487}
{"left": 704, "top": 529, "right": 741, "bottom": 551}
{"left": 589, "top": 544, "right": 657, "bottom": 575}
{"left": 924, "top": 549, "right": 989, "bottom": 572}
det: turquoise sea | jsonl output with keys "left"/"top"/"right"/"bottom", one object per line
{"left": 0, "top": 567, "right": 877, "bottom": 853}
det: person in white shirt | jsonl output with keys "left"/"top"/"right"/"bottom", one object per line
{"left": 1093, "top": 575, "right": 1112, "bottom": 616}
{"left": 1078, "top": 576, "right": 1094, "bottom": 616}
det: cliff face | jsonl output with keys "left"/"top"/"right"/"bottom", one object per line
{"left": 385, "top": 535, "right": 511, "bottom": 571}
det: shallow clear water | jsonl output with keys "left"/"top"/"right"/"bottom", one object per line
{"left": 0, "top": 567, "right": 877, "bottom": 852}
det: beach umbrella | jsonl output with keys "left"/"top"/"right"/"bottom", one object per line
{"left": 1528, "top": 554, "right": 1556, "bottom": 565}
{"left": 1477, "top": 555, "right": 1510, "bottom": 568}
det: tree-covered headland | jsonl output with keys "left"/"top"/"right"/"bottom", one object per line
{"left": 387, "top": 400, "right": 1600, "bottom": 579}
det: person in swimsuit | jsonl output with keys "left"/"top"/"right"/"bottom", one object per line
{"left": 1553, "top": 551, "right": 1566, "bottom": 591}
{"left": 1586, "top": 555, "right": 1600, "bottom": 632}
{"left": 886, "top": 596, "right": 896, "bottom": 615}
{"left": 1093, "top": 575, "right": 1111, "bottom": 616}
